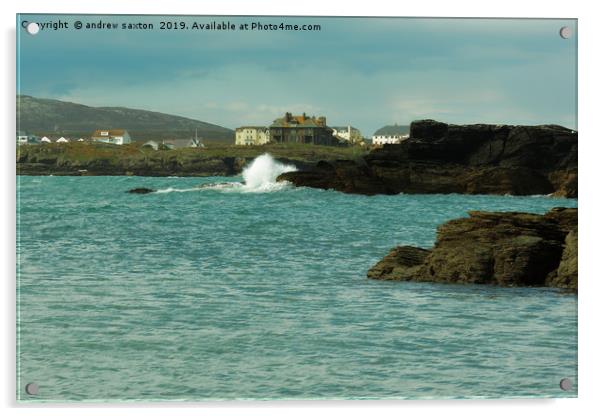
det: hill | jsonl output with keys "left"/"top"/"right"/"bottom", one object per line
{"left": 16, "top": 95, "right": 234, "bottom": 143}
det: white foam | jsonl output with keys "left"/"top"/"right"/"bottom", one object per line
{"left": 239, "top": 153, "right": 297, "bottom": 193}
{"left": 155, "top": 186, "right": 202, "bottom": 194}
{"left": 154, "top": 153, "right": 297, "bottom": 194}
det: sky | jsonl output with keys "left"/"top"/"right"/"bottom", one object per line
{"left": 17, "top": 15, "right": 577, "bottom": 135}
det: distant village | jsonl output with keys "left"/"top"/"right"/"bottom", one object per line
{"left": 16, "top": 129, "right": 204, "bottom": 150}
{"left": 235, "top": 112, "right": 409, "bottom": 146}
{"left": 17, "top": 112, "right": 411, "bottom": 148}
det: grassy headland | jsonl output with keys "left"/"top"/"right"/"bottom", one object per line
{"left": 16, "top": 142, "right": 368, "bottom": 176}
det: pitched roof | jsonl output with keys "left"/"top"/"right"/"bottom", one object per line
{"left": 236, "top": 126, "right": 268, "bottom": 131}
{"left": 373, "top": 124, "right": 410, "bottom": 136}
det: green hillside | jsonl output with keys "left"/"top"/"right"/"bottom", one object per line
{"left": 16, "top": 95, "right": 234, "bottom": 143}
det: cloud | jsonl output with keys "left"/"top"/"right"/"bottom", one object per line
{"left": 19, "top": 14, "right": 577, "bottom": 133}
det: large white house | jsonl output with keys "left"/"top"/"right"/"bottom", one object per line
{"left": 235, "top": 126, "right": 270, "bottom": 146}
{"left": 91, "top": 129, "right": 132, "bottom": 145}
{"left": 372, "top": 124, "right": 410, "bottom": 145}
{"left": 331, "top": 126, "right": 363, "bottom": 144}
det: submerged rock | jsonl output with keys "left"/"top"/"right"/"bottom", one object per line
{"left": 279, "top": 120, "right": 577, "bottom": 197}
{"left": 127, "top": 187, "right": 155, "bottom": 194}
{"left": 367, "top": 207, "right": 577, "bottom": 290}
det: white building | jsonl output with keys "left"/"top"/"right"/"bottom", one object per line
{"left": 372, "top": 124, "right": 410, "bottom": 145}
{"left": 40, "top": 136, "right": 52, "bottom": 143}
{"left": 56, "top": 137, "right": 69, "bottom": 143}
{"left": 16, "top": 131, "right": 39, "bottom": 145}
{"left": 91, "top": 129, "right": 132, "bottom": 145}
{"left": 331, "top": 126, "right": 363, "bottom": 144}
{"left": 235, "top": 126, "right": 270, "bottom": 146}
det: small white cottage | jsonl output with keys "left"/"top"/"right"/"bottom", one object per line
{"left": 91, "top": 129, "right": 132, "bottom": 145}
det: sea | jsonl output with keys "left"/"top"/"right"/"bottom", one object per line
{"left": 16, "top": 154, "right": 578, "bottom": 402}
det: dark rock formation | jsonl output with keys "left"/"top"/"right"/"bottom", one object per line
{"left": 278, "top": 120, "right": 577, "bottom": 197}
{"left": 367, "top": 207, "right": 577, "bottom": 290}
{"left": 366, "top": 246, "right": 431, "bottom": 280}
{"left": 546, "top": 229, "right": 578, "bottom": 291}
{"left": 127, "top": 187, "right": 155, "bottom": 194}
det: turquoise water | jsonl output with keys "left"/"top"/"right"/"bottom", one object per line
{"left": 17, "top": 173, "right": 578, "bottom": 401}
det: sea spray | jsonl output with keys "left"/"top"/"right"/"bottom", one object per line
{"left": 241, "top": 153, "right": 297, "bottom": 192}
{"left": 152, "top": 153, "right": 297, "bottom": 194}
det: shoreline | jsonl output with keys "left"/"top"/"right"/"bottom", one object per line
{"left": 16, "top": 142, "right": 362, "bottom": 179}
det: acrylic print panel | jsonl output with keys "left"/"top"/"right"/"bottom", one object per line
{"left": 16, "top": 14, "right": 578, "bottom": 402}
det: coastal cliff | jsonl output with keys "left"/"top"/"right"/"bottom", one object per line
{"left": 367, "top": 207, "right": 578, "bottom": 291}
{"left": 278, "top": 120, "right": 577, "bottom": 197}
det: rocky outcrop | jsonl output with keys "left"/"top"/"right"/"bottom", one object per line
{"left": 127, "top": 187, "right": 155, "bottom": 194}
{"left": 367, "top": 207, "right": 577, "bottom": 290}
{"left": 278, "top": 120, "right": 577, "bottom": 197}
{"left": 366, "top": 246, "right": 431, "bottom": 280}
{"left": 546, "top": 229, "right": 578, "bottom": 290}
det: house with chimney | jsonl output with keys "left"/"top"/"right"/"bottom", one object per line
{"left": 269, "top": 112, "right": 338, "bottom": 146}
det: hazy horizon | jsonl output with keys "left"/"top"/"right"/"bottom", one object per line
{"left": 17, "top": 15, "right": 577, "bottom": 135}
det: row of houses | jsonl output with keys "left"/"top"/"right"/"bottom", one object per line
{"left": 18, "top": 119, "right": 411, "bottom": 149}
{"left": 235, "top": 113, "right": 363, "bottom": 146}
{"left": 17, "top": 129, "right": 133, "bottom": 146}
{"left": 234, "top": 112, "right": 409, "bottom": 146}
{"left": 17, "top": 128, "right": 207, "bottom": 151}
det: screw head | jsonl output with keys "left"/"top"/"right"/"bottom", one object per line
{"left": 25, "top": 382, "right": 39, "bottom": 395}
{"left": 559, "top": 26, "right": 572, "bottom": 39}
{"left": 25, "top": 22, "right": 40, "bottom": 35}
{"left": 559, "top": 378, "right": 573, "bottom": 391}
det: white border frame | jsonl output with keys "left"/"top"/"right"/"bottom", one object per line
{"left": 3, "top": 1, "right": 600, "bottom": 415}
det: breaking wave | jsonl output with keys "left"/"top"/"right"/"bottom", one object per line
{"left": 154, "top": 153, "right": 297, "bottom": 194}
{"left": 239, "top": 153, "right": 297, "bottom": 192}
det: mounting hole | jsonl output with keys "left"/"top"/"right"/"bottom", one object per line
{"left": 559, "top": 378, "right": 573, "bottom": 391}
{"left": 25, "top": 382, "right": 39, "bottom": 395}
{"left": 559, "top": 26, "right": 572, "bottom": 39}
{"left": 26, "top": 22, "right": 40, "bottom": 35}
